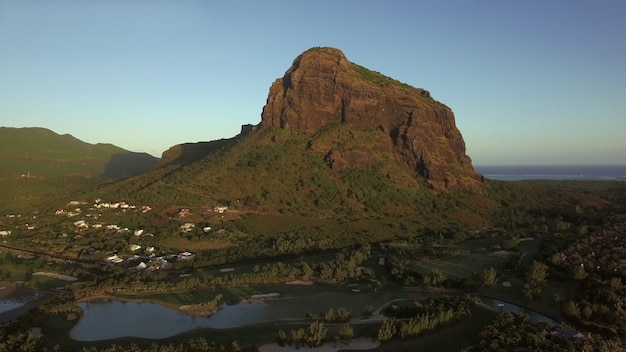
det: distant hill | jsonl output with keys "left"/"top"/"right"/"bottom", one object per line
{"left": 0, "top": 127, "right": 158, "bottom": 179}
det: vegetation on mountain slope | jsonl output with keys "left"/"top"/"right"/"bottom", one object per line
{"left": 0, "top": 127, "right": 157, "bottom": 178}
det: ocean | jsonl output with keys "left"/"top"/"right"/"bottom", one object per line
{"left": 474, "top": 165, "right": 626, "bottom": 181}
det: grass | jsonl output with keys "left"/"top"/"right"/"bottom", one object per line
{"left": 412, "top": 253, "right": 503, "bottom": 279}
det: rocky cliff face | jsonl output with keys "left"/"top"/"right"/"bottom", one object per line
{"left": 261, "top": 47, "right": 481, "bottom": 189}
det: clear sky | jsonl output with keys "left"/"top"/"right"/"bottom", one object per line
{"left": 1, "top": 1, "right": 624, "bottom": 165}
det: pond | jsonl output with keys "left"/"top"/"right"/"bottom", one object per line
{"left": 480, "top": 296, "right": 557, "bottom": 325}
{"left": 71, "top": 299, "right": 269, "bottom": 341}
{"left": 0, "top": 298, "right": 26, "bottom": 314}
{"left": 0, "top": 291, "right": 44, "bottom": 314}
{"left": 72, "top": 291, "right": 556, "bottom": 341}
{"left": 71, "top": 290, "right": 424, "bottom": 341}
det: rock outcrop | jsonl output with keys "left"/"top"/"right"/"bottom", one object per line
{"left": 260, "top": 47, "right": 480, "bottom": 189}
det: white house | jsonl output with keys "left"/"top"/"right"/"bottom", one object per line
{"left": 214, "top": 206, "right": 228, "bottom": 214}
{"left": 129, "top": 244, "right": 142, "bottom": 252}
{"left": 180, "top": 223, "right": 195, "bottom": 233}
{"left": 177, "top": 252, "right": 195, "bottom": 260}
{"left": 105, "top": 254, "right": 124, "bottom": 264}
{"left": 73, "top": 220, "right": 88, "bottom": 229}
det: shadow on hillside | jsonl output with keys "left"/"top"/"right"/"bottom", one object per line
{"left": 155, "top": 124, "right": 254, "bottom": 169}
{"left": 101, "top": 152, "right": 159, "bottom": 179}
{"left": 155, "top": 137, "right": 238, "bottom": 169}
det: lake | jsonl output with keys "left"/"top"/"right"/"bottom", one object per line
{"left": 0, "top": 291, "right": 44, "bottom": 314}
{"left": 71, "top": 291, "right": 557, "bottom": 341}
{"left": 71, "top": 290, "right": 424, "bottom": 341}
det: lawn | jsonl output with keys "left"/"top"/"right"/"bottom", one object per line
{"left": 411, "top": 252, "right": 504, "bottom": 278}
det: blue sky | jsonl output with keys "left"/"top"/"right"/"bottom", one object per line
{"left": 1, "top": 1, "right": 624, "bottom": 165}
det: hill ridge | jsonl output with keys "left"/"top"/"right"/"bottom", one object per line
{"left": 0, "top": 126, "right": 158, "bottom": 179}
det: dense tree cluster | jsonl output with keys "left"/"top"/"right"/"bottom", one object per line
{"left": 276, "top": 321, "right": 328, "bottom": 348}
{"left": 36, "top": 296, "right": 82, "bottom": 315}
{"left": 478, "top": 310, "right": 621, "bottom": 352}
{"left": 524, "top": 260, "right": 550, "bottom": 301}
{"left": 537, "top": 214, "right": 626, "bottom": 340}
{"left": 71, "top": 246, "right": 373, "bottom": 297}
{"left": 307, "top": 307, "right": 352, "bottom": 322}
{"left": 377, "top": 295, "right": 479, "bottom": 341}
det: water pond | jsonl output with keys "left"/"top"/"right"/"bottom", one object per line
{"left": 0, "top": 299, "right": 26, "bottom": 314}
{"left": 71, "top": 292, "right": 557, "bottom": 341}
{"left": 480, "top": 297, "right": 557, "bottom": 325}
{"left": 0, "top": 291, "right": 44, "bottom": 314}
{"left": 71, "top": 290, "right": 423, "bottom": 341}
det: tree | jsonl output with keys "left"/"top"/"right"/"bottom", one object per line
{"left": 362, "top": 304, "right": 374, "bottom": 317}
{"left": 377, "top": 319, "right": 397, "bottom": 341}
{"left": 336, "top": 307, "right": 351, "bottom": 321}
{"left": 276, "top": 329, "right": 287, "bottom": 346}
{"left": 423, "top": 269, "right": 446, "bottom": 287}
{"left": 524, "top": 261, "right": 549, "bottom": 300}
{"left": 306, "top": 320, "right": 327, "bottom": 346}
{"left": 338, "top": 324, "right": 354, "bottom": 340}
{"left": 563, "top": 300, "right": 581, "bottom": 318}
{"left": 573, "top": 265, "right": 587, "bottom": 280}
{"left": 481, "top": 267, "right": 498, "bottom": 288}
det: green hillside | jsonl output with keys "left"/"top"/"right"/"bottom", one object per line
{"left": 95, "top": 126, "right": 495, "bottom": 224}
{"left": 0, "top": 127, "right": 158, "bottom": 178}
{"left": 0, "top": 127, "right": 159, "bottom": 212}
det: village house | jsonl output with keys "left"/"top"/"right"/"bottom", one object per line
{"left": 129, "top": 244, "right": 142, "bottom": 252}
{"left": 180, "top": 223, "right": 195, "bottom": 233}
{"left": 73, "top": 220, "right": 88, "bottom": 229}
{"left": 214, "top": 205, "right": 228, "bottom": 214}
{"left": 177, "top": 251, "right": 195, "bottom": 260}
{"left": 105, "top": 254, "right": 124, "bottom": 264}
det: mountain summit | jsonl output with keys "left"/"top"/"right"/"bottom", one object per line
{"left": 261, "top": 47, "right": 480, "bottom": 189}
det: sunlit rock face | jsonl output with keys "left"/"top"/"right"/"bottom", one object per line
{"left": 261, "top": 47, "right": 481, "bottom": 189}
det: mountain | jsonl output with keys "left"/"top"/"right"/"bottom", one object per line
{"left": 93, "top": 47, "right": 488, "bottom": 224}
{"left": 0, "top": 127, "right": 158, "bottom": 179}
{"left": 262, "top": 47, "right": 481, "bottom": 190}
